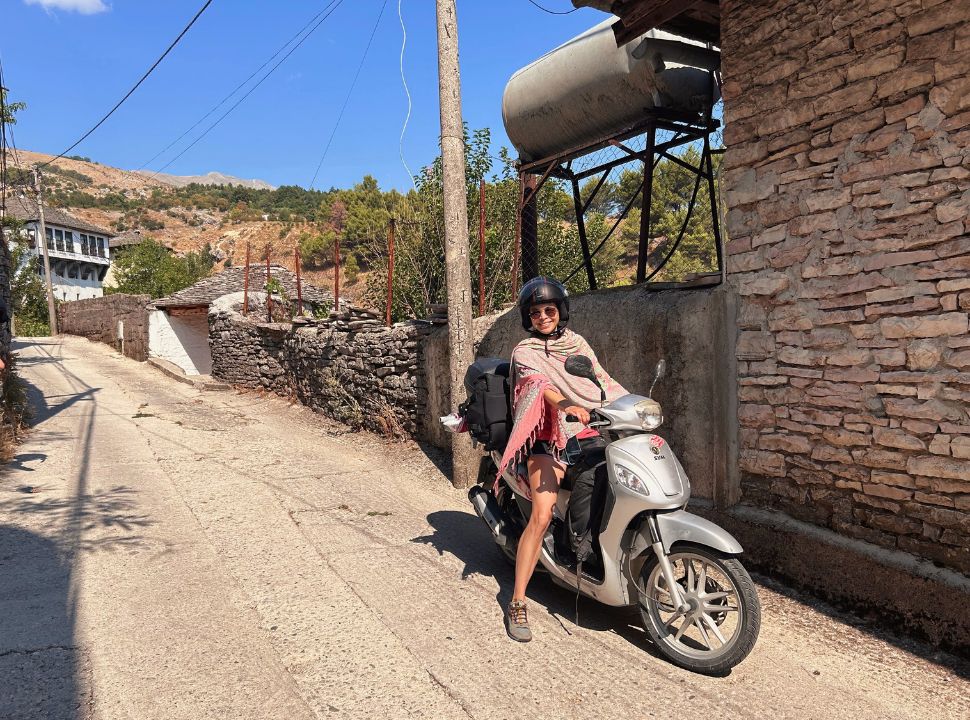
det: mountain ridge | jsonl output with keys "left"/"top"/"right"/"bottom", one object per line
{"left": 133, "top": 169, "right": 275, "bottom": 190}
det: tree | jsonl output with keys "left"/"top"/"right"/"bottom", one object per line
{"left": 0, "top": 88, "right": 26, "bottom": 125}
{"left": 107, "top": 239, "right": 213, "bottom": 298}
{"left": 8, "top": 231, "right": 52, "bottom": 336}
{"left": 298, "top": 229, "right": 334, "bottom": 268}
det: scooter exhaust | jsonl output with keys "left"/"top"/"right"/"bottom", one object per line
{"left": 468, "top": 485, "right": 511, "bottom": 547}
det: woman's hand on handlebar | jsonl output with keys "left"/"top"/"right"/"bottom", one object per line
{"left": 562, "top": 405, "right": 590, "bottom": 425}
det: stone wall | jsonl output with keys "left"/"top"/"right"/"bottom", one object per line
{"left": 0, "top": 235, "right": 10, "bottom": 357}
{"left": 209, "top": 301, "right": 437, "bottom": 438}
{"left": 57, "top": 294, "right": 150, "bottom": 361}
{"left": 721, "top": 0, "right": 970, "bottom": 574}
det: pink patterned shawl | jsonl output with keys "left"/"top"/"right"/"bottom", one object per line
{"left": 495, "top": 329, "right": 627, "bottom": 483}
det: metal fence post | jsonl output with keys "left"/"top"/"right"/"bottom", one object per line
{"left": 479, "top": 179, "right": 486, "bottom": 315}
{"left": 386, "top": 218, "right": 395, "bottom": 326}
{"left": 333, "top": 235, "right": 340, "bottom": 313}
{"left": 265, "top": 250, "right": 272, "bottom": 322}
{"left": 295, "top": 244, "right": 303, "bottom": 316}
{"left": 243, "top": 242, "right": 250, "bottom": 316}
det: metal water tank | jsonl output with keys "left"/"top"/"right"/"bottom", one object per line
{"left": 502, "top": 18, "right": 720, "bottom": 163}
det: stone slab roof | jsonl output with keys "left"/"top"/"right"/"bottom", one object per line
{"left": 151, "top": 264, "right": 333, "bottom": 309}
{"left": 110, "top": 229, "right": 177, "bottom": 250}
{"left": 4, "top": 194, "right": 114, "bottom": 236}
{"left": 110, "top": 229, "right": 146, "bottom": 248}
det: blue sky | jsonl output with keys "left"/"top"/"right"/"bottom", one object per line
{"left": 3, "top": 0, "right": 605, "bottom": 191}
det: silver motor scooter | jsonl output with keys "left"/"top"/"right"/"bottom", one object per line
{"left": 468, "top": 355, "right": 761, "bottom": 674}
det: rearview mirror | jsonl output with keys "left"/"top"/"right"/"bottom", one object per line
{"left": 565, "top": 355, "right": 596, "bottom": 381}
{"left": 565, "top": 355, "right": 606, "bottom": 404}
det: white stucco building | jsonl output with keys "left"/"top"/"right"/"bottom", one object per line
{"left": 7, "top": 195, "right": 113, "bottom": 301}
{"left": 148, "top": 265, "right": 336, "bottom": 376}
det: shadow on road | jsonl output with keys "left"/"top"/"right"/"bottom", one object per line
{"left": 0, "top": 524, "right": 81, "bottom": 719}
{"left": 19, "top": 372, "right": 100, "bottom": 426}
{"left": 0, "top": 485, "right": 155, "bottom": 553}
{"left": 416, "top": 509, "right": 653, "bottom": 654}
{"left": 5, "top": 452, "right": 48, "bottom": 472}
{"left": 0, "top": 337, "right": 158, "bottom": 718}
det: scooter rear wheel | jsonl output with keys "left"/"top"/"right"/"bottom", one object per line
{"left": 638, "top": 544, "right": 760, "bottom": 675}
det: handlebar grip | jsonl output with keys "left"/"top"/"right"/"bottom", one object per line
{"left": 566, "top": 414, "right": 579, "bottom": 422}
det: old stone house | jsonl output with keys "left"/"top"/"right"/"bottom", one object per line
{"left": 149, "top": 265, "right": 333, "bottom": 376}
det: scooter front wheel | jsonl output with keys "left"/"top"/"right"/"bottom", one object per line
{"left": 638, "top": 544, "right": 760, "bottom": 675}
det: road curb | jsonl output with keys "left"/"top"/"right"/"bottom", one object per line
{"left": 148, "top": 357, "right": 229, "bottom": 391}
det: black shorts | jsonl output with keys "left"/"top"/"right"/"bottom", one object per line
{"left": 529, "top": 436, "right": 583, "bottom": 466}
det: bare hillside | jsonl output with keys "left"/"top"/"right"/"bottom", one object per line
{"left": 7, "top": 150, "right": 356, "bottom": 298}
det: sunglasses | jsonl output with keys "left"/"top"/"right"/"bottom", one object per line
{"left": 529, "top": 307, "right": 558, "bottom": 319}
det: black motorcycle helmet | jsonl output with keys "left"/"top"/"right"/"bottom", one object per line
{"left": 518, "top": 276, "right": 570, "bottom": 334}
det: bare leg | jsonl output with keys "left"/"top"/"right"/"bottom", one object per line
{"left": 512, "top": 454, "right": 564, "bottom": 602}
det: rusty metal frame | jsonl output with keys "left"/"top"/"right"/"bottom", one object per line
{"left": 517, "top": 106, "right": 722, "bottom": 289}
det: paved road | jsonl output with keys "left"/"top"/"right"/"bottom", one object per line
{"left": 1, "top": 336, "right": 967, "bottom": 720}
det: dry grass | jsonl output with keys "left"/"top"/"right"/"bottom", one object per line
{"left": 0, "top": 354, "right": 32, "bottom": 463}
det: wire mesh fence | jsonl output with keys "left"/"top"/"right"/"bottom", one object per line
{"left": 369, "top": 101, "right": 725, "bottom": 323}
{"left": 518, "top": 103, "right": 725, "bottom": 297}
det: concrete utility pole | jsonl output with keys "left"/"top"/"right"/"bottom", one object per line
{"left": 435, "top": 0, "right": 476, "bottom": 488}
{"left": 33, "top": 169, "right": 58, "bottom": 335}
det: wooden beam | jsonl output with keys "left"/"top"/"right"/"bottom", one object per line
{"left": 611, "top": 0, "right": 720, "bottom": 47}
{"left": 617, "top": 0, "right": 703, "bottom": 32}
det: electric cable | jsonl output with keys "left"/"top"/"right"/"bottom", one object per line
{"left": 309, "top": 0, "right": 388, "bottom": 189}
{"left": 526, "top": 0, "right": 578, "bottom": 15}
{"left": 397, "top": 0, "right": 416, "bottom": 190}
{"left": 39, "top": 0, "right": 215, "bottom": 170}
{"left": 149, "top": 0, "right": 346, "bottom": 178}
{"left": 140, "top": 0, "right": 342, "bottom": 172}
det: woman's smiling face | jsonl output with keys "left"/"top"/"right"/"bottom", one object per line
{"left": 529, "top": 302, "right": 559, "bottom": 333}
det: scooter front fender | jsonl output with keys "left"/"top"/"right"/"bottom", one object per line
{"left": 632, "top": 510, "right": 744, "bottom": 556}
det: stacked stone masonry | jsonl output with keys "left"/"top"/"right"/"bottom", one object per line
{"left": 209, "top": 305, "right": 436, "bottom": 439}
{"left": 56, "top": 294, "right": 150, "bottom": 361}
{"left": 722, "top": 0, "right": 970, "bottom": 573}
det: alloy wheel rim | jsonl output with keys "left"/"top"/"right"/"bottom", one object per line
{"left": 643, "top": 553, "right": 743, "bottom": 659}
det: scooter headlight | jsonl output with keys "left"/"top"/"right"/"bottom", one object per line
{"left": 613, "top": 463, "right": 650, "bottom": 496}
{"left": 634, "top": 399, "right": 664, "bottom": 430}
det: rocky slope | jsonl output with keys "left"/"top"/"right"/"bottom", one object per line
{"left": 8, "top": 150, "right": 347, "bottom": 295}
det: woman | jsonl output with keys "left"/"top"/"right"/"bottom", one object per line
{"left": 497, "top": 277, "right": 627, "bottom": 642}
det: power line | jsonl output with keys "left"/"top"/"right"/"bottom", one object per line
{"left": 525, "top": 0, "right": 578, "bottom": 15}
{"left": 309, "top": 0, "right": 388, "bottom": 189}
{"left": 140, "top": 0, "right": 343, "bottom": 172}
{"left": 149, "top": 0, "right": 347, "bottom": 178}
{"left": 397, "top": 0, "right": 416, "bottom": 190}
{"left": 39, "top": 0, "right": 215, "bottom": 170}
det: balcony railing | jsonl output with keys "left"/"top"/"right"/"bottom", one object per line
{"left": 40, "top": 246, "right": 110, "bottom": 263}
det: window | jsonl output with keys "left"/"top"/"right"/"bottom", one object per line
{"left": 97, "top": 237, "right": 105, "bottom": 257}
{"left": 80, "top": 234, "right": 89, "bottom": 254}
{"left": 63, "top": 230, "right": 73, "bottom": 252}
{"left": 45, "top": 227, "right": 54, "bottom": 249}
{"left": 55, "top": 229, "right": 64, "bottom": 251}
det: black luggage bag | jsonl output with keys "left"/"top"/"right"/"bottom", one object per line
{"left": 460, "top": 358, "right": 512, "bottom": 452}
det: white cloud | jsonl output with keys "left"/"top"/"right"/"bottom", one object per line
{"left": 25, "top": 0, "right": 110, "bottom": 15}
